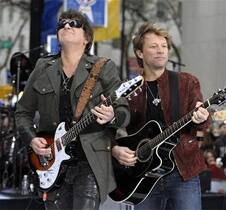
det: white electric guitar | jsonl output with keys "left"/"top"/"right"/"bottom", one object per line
{"left": 28, "top": 75, "right": 144, "bottom": 192}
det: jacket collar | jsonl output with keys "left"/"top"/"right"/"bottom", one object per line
{"left": 156, "top": 69, "right": 168, "bottom": 83}
{"left": 46, "top": 58, "right": 61, "bottom": 104}
{"left": 45, "top": 54, "right": 97, "bottom": 106}
{"left": 70, "top": 54, "right": 96, "bottom": 97}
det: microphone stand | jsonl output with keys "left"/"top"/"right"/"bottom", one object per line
{"left": 8, "top": 45, "right": 44, "bottom": 192}
{"left": 16, "top": 58, "right": 21, "bottom": 101}
{"left": 168, "top": 59, "right": 186, "bottom": 71}
{"left": 11, "top": 45, "right": 44, "bottom": 102}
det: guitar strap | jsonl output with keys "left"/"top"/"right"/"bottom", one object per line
{"left": 169, "top": 70, "right": 179, "bottom": 122}
{"left": 168, "top": 70, "right": 180, "bottom": 142}
{"left": 74, "top": 57, "right": 108, "bottom": 121}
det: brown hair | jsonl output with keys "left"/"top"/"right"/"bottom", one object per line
{"left": 133, "top": 22, "right": 172, "bottom": 67}
{"left": 58, "top": 10, "right": 93, "bottom": 54}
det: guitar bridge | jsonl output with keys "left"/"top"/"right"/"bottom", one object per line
{"left": 144, "top": 169, "right": 167, "bottom": 178}
{"left": 144, "top": 171, "right": 160, "bottom": 178}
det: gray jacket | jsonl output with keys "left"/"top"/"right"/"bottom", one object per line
{"left": 15, "top": 54, "right": 130, "bottom": 202}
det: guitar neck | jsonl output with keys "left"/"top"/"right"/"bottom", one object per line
{"left": 151, "top": 98, "right": 212, "bottom": 148}
{"left": 58, "top": 75, "right": 144, "bottom": 147}
{"left": 61, "top": 93, "right": 116, "bottom": 146}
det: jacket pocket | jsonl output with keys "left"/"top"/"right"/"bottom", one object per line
{"left": 179, "top": 137, "right": 200, "bottom": 157}
{"left": 91, "top": 137, "right": 111, "bottom": 152}
{"left": 32, "top": 75, "right": 57, "bottom": 127}
{"left": 33, "top": 78, "right": 54, "bottom": 95}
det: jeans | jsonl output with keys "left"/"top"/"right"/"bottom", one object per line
{"left": 44, "top": 161, "right": 100, "bottom": 210}
{"left": 135, "top": 168, "right": 202, "bottom": 210}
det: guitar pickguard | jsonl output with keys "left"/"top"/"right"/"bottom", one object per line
{"left": 31, "top": 122, "right": 70, "bottom": 191}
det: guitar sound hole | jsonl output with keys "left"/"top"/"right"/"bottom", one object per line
{"left": 136, "top": 138, "right": 153, "bottom": 162}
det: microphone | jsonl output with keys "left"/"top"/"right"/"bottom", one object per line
{"left": 168, "top": 59, "right": 186, "bottom": 67}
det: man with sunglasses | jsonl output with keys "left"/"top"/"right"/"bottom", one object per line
{"left": 15, "top": 10, "right": 130, "bottom": 210}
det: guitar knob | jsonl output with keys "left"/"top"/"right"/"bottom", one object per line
{"left": 47, "top": 178, "right": 51, "bottom": 182}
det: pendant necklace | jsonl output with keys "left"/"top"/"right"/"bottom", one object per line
{"left": 59, "top": 58, "right": 74, "bottom": 93}
{"left": 146, "top": 83, "right": 161, "bottom": 106}
{"left": 61, "top": 71, "right": 72, "bottom": 92}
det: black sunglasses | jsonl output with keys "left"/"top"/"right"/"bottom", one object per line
{"left": 57, "top": 19, "right": 83, "bottom": 30}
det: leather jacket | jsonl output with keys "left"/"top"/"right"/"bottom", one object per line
{"left": 127, "top": 70, "right": 210, "bottom": 181}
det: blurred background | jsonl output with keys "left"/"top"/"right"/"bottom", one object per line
{"left": 0, "top": 0, "right": 226, "bottom": 209}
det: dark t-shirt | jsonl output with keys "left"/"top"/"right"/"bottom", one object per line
{"left": 59, "top": 72, "right": 86, "bottom": 161}
{"left": 146, "top": 81, "right": 165, "bottom": 128}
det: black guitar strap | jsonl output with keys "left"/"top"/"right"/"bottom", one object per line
{"left": 169, "top": 70, "right": 181, "bottom": 143}
{"left": 169, "top": 70, "right": 179, "bottom": 122}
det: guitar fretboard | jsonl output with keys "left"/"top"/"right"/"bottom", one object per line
{"left": 61, "top": 93, "right": 115, "bottom": 146}
{"left": 140, "top": 96, "right": 214, "bottom": 152}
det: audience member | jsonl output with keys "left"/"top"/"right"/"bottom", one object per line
{"left": 214, "top": 121, "right": 226, "bottom": 168}
{"left": 203, "top": 149, "right": 226, "bottom": 193}
{"left": 203, "top": 150, "right": 226, "bottom": 180}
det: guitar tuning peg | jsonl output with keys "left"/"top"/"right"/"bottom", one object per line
{"left": 133, "top": 91, "right": 138, "bottom": 97}
{"left": 138, "top": 87, "right": 142, "bottom": 92}
{"left": 128, "top": 96, "right": 131, "bottom": 101}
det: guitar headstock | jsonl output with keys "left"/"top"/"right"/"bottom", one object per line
{"left": 205, "top": 88, "right": 226, "bottom": 108}
{"left": 115, "top": 75, "right": 144, "bottom": 99}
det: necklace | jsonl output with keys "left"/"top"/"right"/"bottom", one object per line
{"left": 61, "top": 71, "right": 72, "bottom": 92}
{"left": 146, "top": 83, "right": 161, "bottom": 106}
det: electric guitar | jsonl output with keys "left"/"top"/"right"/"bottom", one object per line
{"left": 109, "top": 88, "right": 226, "bottom": 205}
{"left": 28, "top": 75, "right": 144, "bottom": 192}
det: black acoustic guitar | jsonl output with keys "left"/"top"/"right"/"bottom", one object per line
{"left": 109, "top": 88, "right": 226, "bottom": 205}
